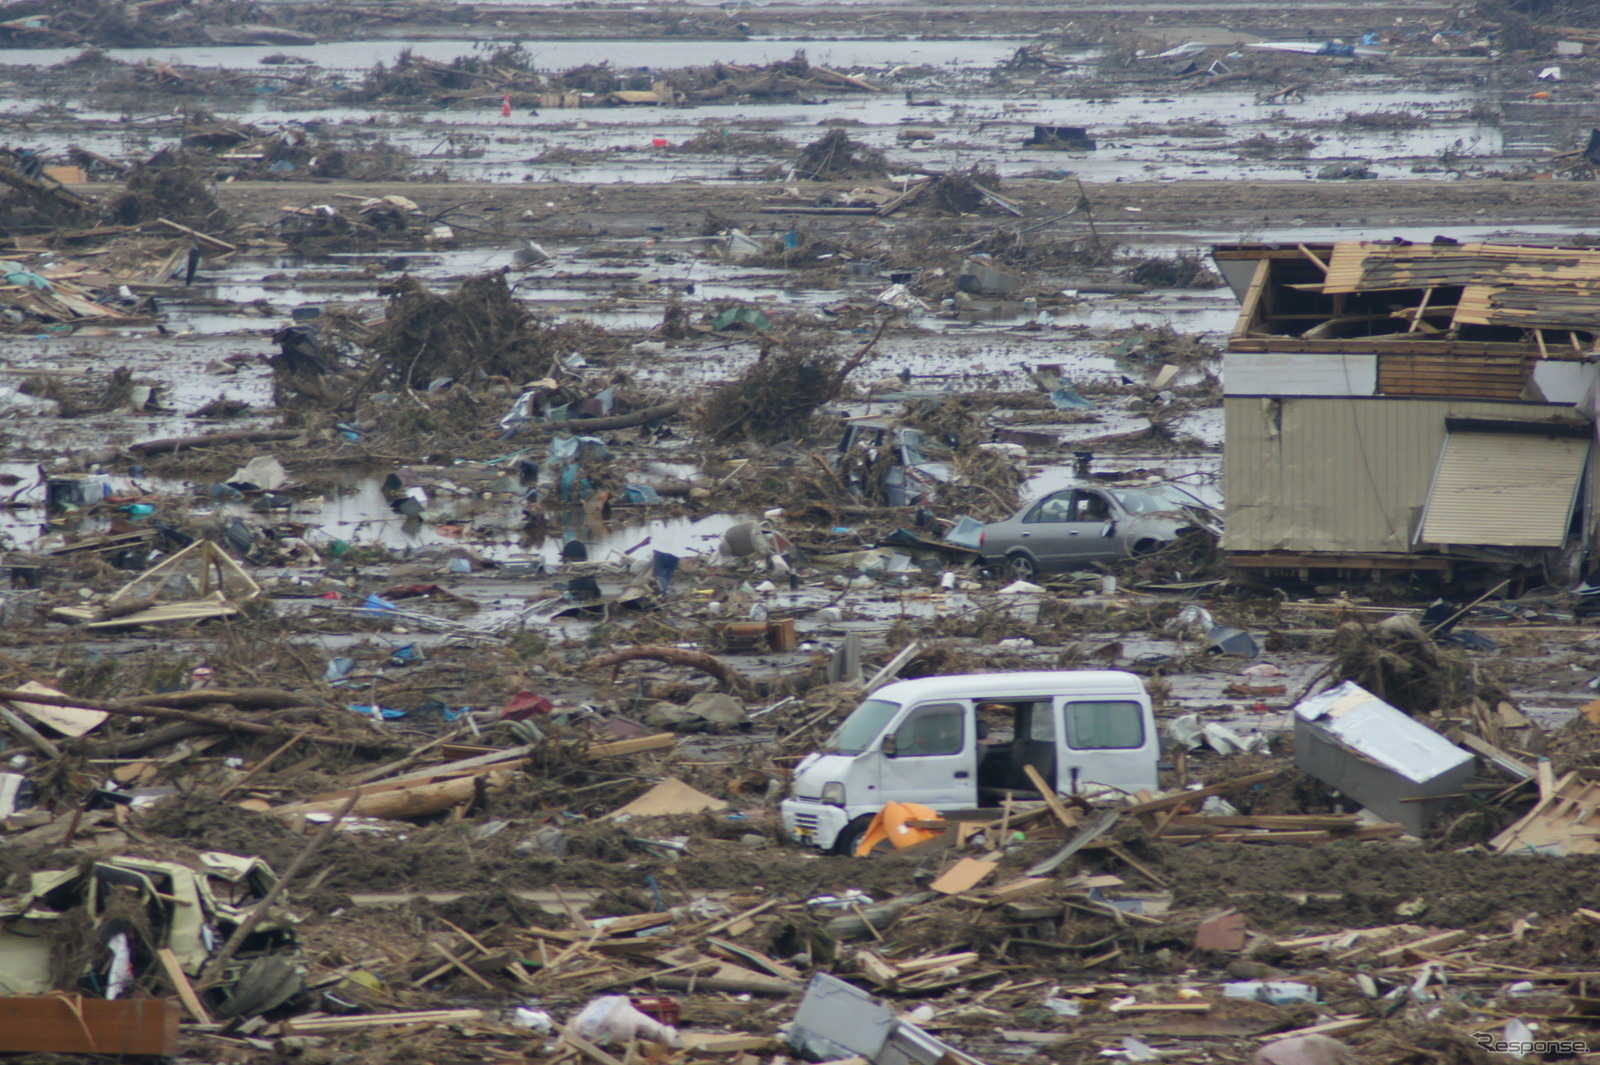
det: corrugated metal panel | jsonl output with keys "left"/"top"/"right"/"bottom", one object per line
{"left": 1224, "top": 397, "right": 1589, "bottom": 554}
{"left": 1418, "top": 432, "right": 1589, "bottom": 547}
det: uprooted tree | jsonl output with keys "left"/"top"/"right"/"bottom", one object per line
{"left": 695, "top": 318, "right": 889, "bottom": 443}
{"left": 368, "top": 270, "right": 605, "bottom": 389}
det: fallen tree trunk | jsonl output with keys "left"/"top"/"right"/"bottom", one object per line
{"left": 522, "top": 400, "right": 682, "bottom": 435}
{"left": 116, "top": 688, "right": 324, "bottom": 711}
{"left": 0, "top": 687, "right": 387, "bottom": 751}
{"left": 589, "top": 646, "right": 751, "bottom": 693}
{"left": 268, "top": 772, "right": 502, "bottom": 820}
{"left": 128, "top": 428, "right": 303, "bottom": 455}
{"left": 825, "top": 891, "right": 937, "bottom": 939}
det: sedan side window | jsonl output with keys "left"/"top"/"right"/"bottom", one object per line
{"left": 896, "top": 703, "right": 966, "bottom": 756}
{"left": 1025, "top": 494, "right": 1073, "bottom": 524}
{"left": 1072, "top": 491, "right": 1111, "bottom": 523}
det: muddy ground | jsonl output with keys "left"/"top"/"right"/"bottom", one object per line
{"left": 4, "top": 0, "right": 1600, "bottom": 1060}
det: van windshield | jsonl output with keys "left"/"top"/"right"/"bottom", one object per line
{"left": 823, "top": 699, "right": 900, "bottom": 755}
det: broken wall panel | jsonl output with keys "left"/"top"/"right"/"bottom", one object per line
{"left": 1491, "top": 772, "right": 1600, "bottom": 855}
{"left": 1222, "top": 396, "right": 1575, "bottom": 554}
{"left": 0, "top": 997, "right": 180, "bottom": 1055}
{"left": 1223, "top": 353, "right": 1376, "bottom": 397}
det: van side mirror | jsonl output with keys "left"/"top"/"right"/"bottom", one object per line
{"left": 882, "top": 733, "right": 898, "bottom": 757}
{"left": 1100, "top": 520, "right": 1116, "bottom": 538}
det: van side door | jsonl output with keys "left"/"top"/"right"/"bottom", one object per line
{"left": 1054, "top": 696, "right": 1158, "bottom": 794}
{"left": 876, "top": 701, "right": 976, "bottom": 809}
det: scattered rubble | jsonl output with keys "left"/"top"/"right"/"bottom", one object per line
{"left": 9, "top": 0, "right": 1600, "bottom": 1061}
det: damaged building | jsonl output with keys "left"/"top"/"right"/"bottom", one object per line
{"left": 1212, "top": 240, "right": 1600, "bottom": 584}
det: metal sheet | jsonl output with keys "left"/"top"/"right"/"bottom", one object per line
{"left": 1294, "top": 681, "right": 1475, "bottom": 835}
{"left": 1418, "top": 431, "right": 1589, "bottom": 547}
{"left": 1223, "top": 353, "right": 1376, "bottom": 397}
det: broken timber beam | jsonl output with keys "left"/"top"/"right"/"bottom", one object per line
{"left": 152, "top": 216, "right": 238, "bottom": 252}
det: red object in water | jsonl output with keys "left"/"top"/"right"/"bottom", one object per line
{"left": 501, "top": 690, "right": 554, "bottom": 721}
{"left": 651, "top": 136, "right": 668, "bottom": 147}
{"left": 502, "top": 94, "right": 512, "bottom": 117}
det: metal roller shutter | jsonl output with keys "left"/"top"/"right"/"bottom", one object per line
{"left": 1418, "top": 432, "right": 1589, "bottom": 548}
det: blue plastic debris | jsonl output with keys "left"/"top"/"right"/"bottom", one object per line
{"left": 623, "top": 484, "right": 663, "bottom": 504}
{"left": 652, "top": 550, "right": 679, "bottom": 594}
{"left": 362, "top": 594, "right": 398, "bottom": 615}
{"left": 388, "top": 643, "right": 423, "bottom": 666}
{"left": 350, "top": 704, "right": 407, "bottom": 720}
{"left": 1049, "top": 385, "right": 1096, "bottom": 410}
{"left": 0, "top": 262, "right": 51, "bottom": 292}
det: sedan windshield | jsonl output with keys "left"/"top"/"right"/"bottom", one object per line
{"left": 1112, "top": 485, "right": 1210, "bottom": 514}
{"left": 823, "top": 699, "right": 900, "bottom": 755}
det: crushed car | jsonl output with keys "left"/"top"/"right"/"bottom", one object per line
{"left": 834, "top": 417, "right": 952, "bottom": 507}
{"left": 979, "top": 482, "right": 1220, "bottom": 580}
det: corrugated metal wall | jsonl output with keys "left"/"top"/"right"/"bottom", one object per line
{"left": 1223, "top": 397, "right": 1591, "bottom": 554}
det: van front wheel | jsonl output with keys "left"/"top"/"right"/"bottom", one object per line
{"left": 831, "top": 815, "right": 874, "bottom": 857}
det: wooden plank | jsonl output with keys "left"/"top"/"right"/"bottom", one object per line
{"left": 153, "top": 216, "right": 238, "bottom": 252}
{"left": 930, "top": 857, "right": 999, "bottom": 895}
{"left": 315, "top": 733, "right": 676, "bottom": 798}
{"left": 1123, "top": 770, "right": 1279, "bottom": 815}
{"left": 677, "top": 1033, "right": 779, "bottom": 1053}
{"left": 975, "top": 877, "right": 1053, "bottom": 905}
{"left": 4, "top": 680, "right": 108, "bottom": 737}
{"left": 1257, "top": 1016, "right": 1376, "bottom": 1042}
{"left": 1107, "top": 1001, "right": 1212, "bottom": 1014}
{"left": 1022, "top": 764, "right": 1081, "bottom": 833}
{"left": 1168, "top": 814, "right": 1364, "bottom": 830}
{"left": 857, "top": 950, "right": 901, "bottom": 987}
{"left": 1224, "top": 552, "right": 1454, "bottom": 572}
{"left": 285, "top": 1009, "right": 485, "bottom": 1032}
{"left": 706, "top": 937, "right": 802, "bottom": 982}
{"left": 0, "top": 997, "right": 180, "bottom": 1055}
{"left": 1374, "top": 930, "right": 1470, "bottom": 961}
{"left": 1456, "top": 732, "right": 1535, "bottom": 780}
{"left": 1233, "top": 257, "right": 1272, "bottom": 338}
{"left": 157, "top": 946, "right": 212, "bottom": 1024}
{"left": 604, "top": 776, "right": 723, "bottom": 819}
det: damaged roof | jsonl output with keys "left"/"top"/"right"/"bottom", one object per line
{"left": 1214, "top": 240, "right": 1600, "bottom": 352}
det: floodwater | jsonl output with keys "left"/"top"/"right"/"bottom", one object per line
{"left": 0, "top": 30, "right": 1570, "bottom": 188}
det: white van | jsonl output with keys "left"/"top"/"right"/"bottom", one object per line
{"left": 780, "top": 671, "right": 1159, "bottom": 854}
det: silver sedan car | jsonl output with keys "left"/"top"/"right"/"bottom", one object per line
{"left": 979, "top": 483, "right": 1219, "bottom": 581}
